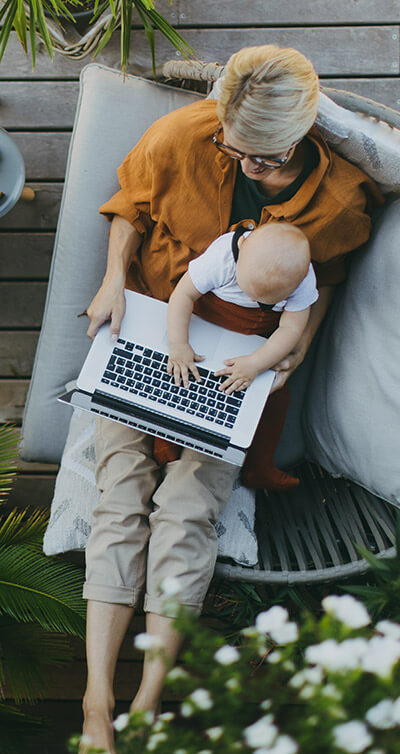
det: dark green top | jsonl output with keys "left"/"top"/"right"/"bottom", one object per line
{"left": 229, "top": 138, "right": 319, "bottom": 226}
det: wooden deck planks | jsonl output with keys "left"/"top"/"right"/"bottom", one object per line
{"left": 1, "top": 26, "right": 399, "bottom": 78}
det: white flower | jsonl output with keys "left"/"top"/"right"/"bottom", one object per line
{"left": 113, "top": 713, "right": 130, "bottom": 731}
{"left": 226, "top": 678, "right": 240, "bottom": 690}
{"left": 189, "top": 688, "right": 213, "bottom": 710}
{"left": 289, "top": 667, "right": 323, "bottom": 689}
{"left": 206, "top": 726, "right": 224, "bottom": 741}
{"left": 255, "top": 606, "right": 289, "bottom": 634}
{"left": 244, "top": 715, "right": 278, "bottom": 749}
{"left": 134, "top": 633, "right": 162, "bottom": 651}
{"left": 263, "top": 734, "right": 298, "bottom": 754}
{"left": 174, "top": 750, "right": 187, "bottom": 754}
{"left": 146, "top": 732, "right": 167, "bottom": 751}
{"left": 321, "top": 684, "right": 342, "bottom": 700}
{"left": 143, "top": 711, "right": 155, "bottom": 725}
{"left": 180, "top": 702, "right": 193, "bottom": 717}
{"left": 361, "top": 636, "right": 400, "bottom": 678}
{"left": 260, "top": 700, "right": 272, "bottom": 711}
{"left": 214, "top": 645, "right": 240, "bottom": 665}
{"left": 269, "top": 622, "right": 298, "bottom": 645}
{"left": 392, "top": 696, "right": 400, "bottom": 723}
{"left": 332, "top": 721, "right": 372, "bottom": 753}
{"left": 299, "top": 684, "right": 315, "bottom": 700}
{"left": 305, "top": 638, "right": 369, "bottom": 672}
{"left": 160, "top": 576, "right": 181, "bottom": 596}
{"left": 365, "top": 699, "right": 396, "bottom": 729}
{"left": 157, "top": 711, "right": 175, "bottom": 723}
{"left": 197, "top": 751, "right": 213, "bottom": 754}
{"left": 167, "top": 666, "right": 188, "bottom": 681}
{"left": 322, "top": 595, "right": 370, "bottom": 629}
{"left": 267, "top": 651, "right": 282, "bottom": 664}
{"left": 375, "top": 619, "right": 400, "bottom": 641}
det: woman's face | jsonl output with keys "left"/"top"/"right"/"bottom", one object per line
{"left": 221, "top": 124, "right": 297, "bottom": 181}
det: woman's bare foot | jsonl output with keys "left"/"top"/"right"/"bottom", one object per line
{"left": 81, "top": 698, "right": 116, "bottom": 754}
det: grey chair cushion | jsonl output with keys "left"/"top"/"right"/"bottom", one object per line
{"left": 304, "top": 198, "right": 400, "bottom": 507}
{"left": 21, "top": 65, "right": 202, "bottom": 463}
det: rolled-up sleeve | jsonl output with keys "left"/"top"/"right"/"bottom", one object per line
{"left": 99, "top": 132, "right": 156, "bottom": 238}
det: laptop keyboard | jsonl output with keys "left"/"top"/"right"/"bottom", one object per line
{"left": 100, "top": 338, "right": 245, "bottom": 430}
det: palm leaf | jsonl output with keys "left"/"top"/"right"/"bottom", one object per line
{"left": 13, "top": 0, "right": 28, "bottom": 50}
{"left": 0, "top": 703, "right": 45, "bottom": 754}
{"left": 0, "top": 425, "right": 18, "bottom": 503}
{"left": 0, "top": 618, "right": 74, "bottom": 703}
{"left": 0, "top": 543, "right": 86, "bottom": 637}
{"left": 134, "top": 1, "right": 155, "bottom": 76}
{"left": 0, "top": 508, "right": 49, "bottom": 548}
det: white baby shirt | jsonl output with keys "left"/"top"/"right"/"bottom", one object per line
{"left": 188, "top": 231, "right": 319, "bottom": 312}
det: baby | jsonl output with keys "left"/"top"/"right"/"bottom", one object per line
{"left": 163, "top": 222, "right": 318, "bottom": 490}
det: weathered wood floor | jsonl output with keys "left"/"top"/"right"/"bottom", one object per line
{"left": 1, "top": 0, "right": 400, "bottom": 750}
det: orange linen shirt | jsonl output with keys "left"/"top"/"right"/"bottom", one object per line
{"left": 99, "top": 99, "right": 384, "bottom": 300}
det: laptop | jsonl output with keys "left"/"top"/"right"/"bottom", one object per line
{"left": 59, "top": 289, "right": 275, "bottom": 466}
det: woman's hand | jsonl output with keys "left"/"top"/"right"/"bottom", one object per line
{"left": 215, "top": 355, "right": 260, "bottom": 395}
{"left": 270, "top": 334, "right": 309, "bottom": 392}
{"left": 86, "top": 277, "right": 126, "bottom": 341}
{"left": 167, "top": 344, "right": 205, "bottom": 387}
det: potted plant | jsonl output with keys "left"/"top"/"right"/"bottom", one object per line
{"left": 0, "top": 0, "right": 194, "bottom": 73}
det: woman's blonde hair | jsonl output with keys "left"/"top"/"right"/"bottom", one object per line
{"left": 217, "top": 45, "right": 319, "bottom": 153}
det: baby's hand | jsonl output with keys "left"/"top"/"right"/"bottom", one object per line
{"left": 167, "top": 344, "right": 204, "bottom": 387}
{"left": 215, "top": 355, "right": 259, "bottom": 394}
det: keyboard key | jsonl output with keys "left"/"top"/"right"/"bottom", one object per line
{"left": 148, "top": 395, "right": 157, "bottom": 401}
{"left": 188, "top": 391, "right": 198, "bottom": 400}
{"left": 144, "top": 367, "right": 152, "bottom": 375}
{"left": 198, "top": 395, "right": 207, "bottom": 404}
{"left": 227, "top": 415, "right": 236, "bottom": 423}
{"left": 116, "top": 357, "right": 125, "bottom": 366}
{"left": 116, "top": 366, "right": 125, "bottom": 375}
{"left": 142, "top": 358, "right": 151, "bottom": 366}
{"left": 218, "top": 411, "right": 227, "bottom": 420}
{"left": 228, "top": 406, "right": 239, "bottom": 416}
{"left": 216, "top": 419, "right": 224, "bottom": 425}
{"left": 171, "top": 395, "right": 180, "bottom": 404}
{"left": 216, "top": 401, "right": 225, "bottom": 411}
{"left": 152, "top": 351, "right": 163, "bottom": 361}
{"left": 126, "top": 379, "right": 135, "bottom": 387}
{"left": 117, "top": 338, "right": 126, "bottom": 344}
{"left": 208, "top": 409, "right": 217, "bottom": 417}
{"left": 199, "top": 405, "right": 207, "bottom": 413}
{"left": 133, "top": 355, "right": 142, "bottom": 363}
{"left": 136, "top": 344, "right": 144, "bottom": 351}
{"left": 206, "top": 398, "right": 216, "bottom": 407}
{"left": 114, "top": 348, "right": 133, "bottom": 359}
{"left": 104, "top": 370, "right": 117, "bottom": 380}
{"left": 180, "top": 388, "right": 188, "bottom": 397}
{"left": 107, "top": 358, "right": 116, "bottom": 369}
{"left": 111, "top": 381, "right": 119, "bottom": 387}
{"left": 143, "top": 376, "right": 152, "bottom": 384}
{"left": 197, "top": 367, "right": 208, "bottom": 377}
{"left": 129, "top": 387, "right": 138, "bottom": 394}
{"left": 117, "top": 376, "right": 126, "bottom": 384}
{"left": 151, "top": 360, "right": 162, "bottom": 369}
{"left": 152, "top": 379, "right": 161, "bottom": 387}
{"left": 198, "top": 386, "right": 207, "bottom": 395}
{"left": 170, "top": 385, "right": 179, "bottom": 394}
{"left": 144, "top": 385, "right": 153, "bottom": 393}
{"left": 225, "top": 422, "right": 234, "bottom": 428}
{"left": 135, "top": 364, "right": 144, "bottom": 374}
{"left": 126, "top": 361, "right": 134, "bottom": 369}
{"left": 187, "top": 409, "right": 195, "bottom": 415}
{"left": 154, "top": 389, "right": 162, "bottom": 397}
{"left": 144, "top": 348, "right": 152, "bottom": 357}
{"left": 125, "top": 369, "right": 133, "bottom": 378}
{"left": 125, "top": 342, "right": 134, "bottom": 351}
{"left": 181, "top": 398, "right": 190, "bottom": 407}
{"left": 101, "top": 378, "right": 110, "bottom": 384}
{"left": 176, "top": 404, "right": 186, "bottom": 411}
{"left": 227, "top": 397, "right": 241, "bottom": 408}
{"left": 153, "top": 370, "right": 162, "bottom": 380}
{"left": 190, "top": 401, "right": 199, "bottom": 410}
{"left": 121, "top": 385, "right": 129, "bottom": 391}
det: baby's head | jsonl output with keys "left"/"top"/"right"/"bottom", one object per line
{"left": 236, "top": 223, "right": 310, "bottom": 304}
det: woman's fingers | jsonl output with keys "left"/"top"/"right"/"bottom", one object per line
{"left": 110, "top": 297, "right": 126, "bottom": 341}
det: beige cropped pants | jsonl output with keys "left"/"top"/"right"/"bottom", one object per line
{"left": 82, "top": 417, "right": 238, "bottom": 616}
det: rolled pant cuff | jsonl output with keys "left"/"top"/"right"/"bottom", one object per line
{"left": 144, "top": 594, "right": 203, "bottom": 618}
{"left": 83, "top": 581, "right": 140, "bottom": 607}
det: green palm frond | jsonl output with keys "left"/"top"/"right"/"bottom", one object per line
{"left": 0, "top": 507, "right": 49, "bottom": 548}
{"left": 0, "top": 703, "right": 45, "bottom": 754}
{"left": 0, "top": 537, "right": 86, "bottom": 638}
{"left": 0, "top": 425, "right": 18, "bottom": 503}
{"left": 0, "top": 617, "right": 74, "bottom": 703}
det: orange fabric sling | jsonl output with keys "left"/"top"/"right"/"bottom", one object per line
{"left": 153, "top": 292, "right": 299, "bottom": 491}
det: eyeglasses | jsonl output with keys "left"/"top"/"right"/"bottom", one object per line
{"left": 212, "top": 124, "right": 297, "bottom": 170}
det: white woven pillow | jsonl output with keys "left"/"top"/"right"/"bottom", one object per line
{"left": 43, "top": 386, "right": 259, "bottom": 567}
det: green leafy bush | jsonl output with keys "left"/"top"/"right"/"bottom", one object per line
{"left": 73, "top": 583, "right": 400, "bottom": 754}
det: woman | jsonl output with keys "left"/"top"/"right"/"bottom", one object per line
{"left": 81, "top": 45, "right": 382, "bottom": 752}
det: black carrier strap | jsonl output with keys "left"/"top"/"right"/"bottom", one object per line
{"left": 231, "top": 226, "right": 276, "bottom": 311}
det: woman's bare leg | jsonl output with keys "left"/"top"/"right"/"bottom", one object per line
{"left": 81, "top": 600, "right": 134, "bottom": 753}
{"left": 129, "top": 613, "right": 183, "bottom": 715}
